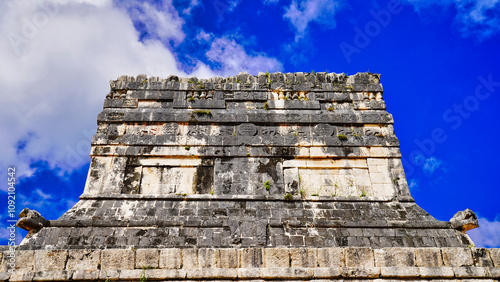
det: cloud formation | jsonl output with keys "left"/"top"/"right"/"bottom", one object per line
{"left": 206, "top": 37, "right": 283, "bottom": 75}
{"left": 468, "top": 217, "right": 500, "bottom": 247}
{"left": 283, "top": 0, "right": 342, "bottom": 40}
{"left": 405, "top": 0, "right": 500, "bottom": 39}
{"left": 182, "top": 0, "right": 201, "bottom": 15}
{"left": 0, "top": 0, "right": 187, "bottom": 184}
{"left": 408, "top": 178, "right": 419, "bottom": 191}
{"left": 115, "top": 0, "right": 186, "bottom": 45}
{"left": 422, "top": 156, "right": 443, "bottom": 176}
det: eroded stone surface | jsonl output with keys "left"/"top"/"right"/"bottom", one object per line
{"left": 101, "top": 249, "right": 134, "bottom": 270}
{"left": 9, "top": 71, "right": 489, "bottom": 282}
{"left": 442, "top": 248, "right": 474, "bottom": 267}
{"left": 66, "top": 249, "right": 100, "bottom": 270}
{"left": 1, "top": 247, "right": 498, "bottom": 281}
{"left": 374, "top": 248, "right": 415, "bottom": 267}
{"left": 34, "top": 250, "right": 67, "bottom": 271}
{"left": 414, "top": 248, "right": 443, "bottom": 267}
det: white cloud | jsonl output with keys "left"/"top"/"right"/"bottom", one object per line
{"left": 0, "top": 0, "right": 187, "bottom": 184}
{"left": 116, "top": 0, "right": 186, "bottom": 45}
{"left": 422, "top": 156, "right": 443, "bottom": 176}
{"left": 283, "top": 0, "right": 342, "bottom": 40}
{"left": 183, "top": 0, "right": 201, "bottom": 15}
{"left": 468, "top": 217, "right": 500, "bottom": 247}
{"left": 195, "top": 30, "right": 212, "bottom": 42}
{"left": 405, "top": 0, "right": 500, "bottom": 39}
{"left": 411, "top": 154, "right": 444, "bottom": 176}
{"left": 0, "top": 0, "right": 283, "bottom": 189}
{"left": 35, "top": 189, "right": 53, "bottom": 200}
{"left": 408, "top": 178, "right": 419, "bottom": 191}
{"left": 206, "top": 37, "right": 283, "bottom": 76}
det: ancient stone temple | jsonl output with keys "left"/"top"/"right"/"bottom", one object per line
{"left": 3, "top": 72, "right": 499, "bottom": 281}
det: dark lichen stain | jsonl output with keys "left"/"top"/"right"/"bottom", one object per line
{"left": 194, "top": 162, "right": 214, "bottom": 194}
{"left": 141, "top": 145, "right": 155, "bottom": 154}
{"left": 273, "top": 146, "right": 296, "bottom": 159}
{"left": 341, "top": 147, "right": 354, "bottom": 156}
{"left": 257, "top": 158, "right": 282, "bottom": 183}
{"left": 135, "top": 229, "right": 147, "bottom": 236}
{"left": 289, "top": 180, "right": 298, "bottom": 192}
{"left": 122, "top": 157, "right": 142, "bottom": 194}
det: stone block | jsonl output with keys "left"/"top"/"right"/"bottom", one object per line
{"left": 237, "top": 268, "right": 261, "bottom": 279}
{"left": 419, "top": 266, "right": 455, "bottom": 278}
{"left": 217, "top": 249, "right": 238, "bottom": 268}
{"left": 442, "top": 248, "right": 474, "bottom": 267}
{"left": 367, "top": 158, "right": 387, "bottom": 167}
{"left": 0, "top": 272, "right": 10, "bottom": 282}
{"left": 181, "top": 248, "right": 199, "bottom": 269}
{"left": 380, "top": 266, "right": 419, "bottom": 278}
{"left": 369, "top": 172, "right": 392, "bottom": 184}
{"left": 198, "top": 248, "right": 217, "bottom": 268}
{"left": 344, "top": 247, "right": 374, "bottom": 267}
{"left": 136, "top": 248, "right": 159, "bottom": 269}
{"left": 374, "top": 248, "right": 415, "bottom": 267}
{"left": 313, "top": 267, "right": 342, "bottom": 278}
{"left": 263, "top": 248, "right": 290, "bottom": 268}
{"left": 34, "top": 250, "right": 67, "bottom": 271}
{"left": 52, "top": 270, "right": 73, "bottom": 281}
{"left": 159, "top": 248, "right": 182, "bottom": 269}
{"left": 11, "top": 250, "right": 34, "bottom": 272}
{"left": 32, "top": 270, "right": 55, "bottom": 281}
{"left": 145, "top": 269, "right": 187, "bottom": 279}
{"left": 489, "top": 267, "right": 500, "bottom": 278}
{"left": 186, "top": 268, "right": 238, "bottom": 279}
{"left": 341, "top": 267, "right": 380, "bottom": 278}
{"left": 472, "top": 248, "right": 494, "bottom": 266}
{"left": 239, "top": 248, "right": 263, "bottom": 268}
{"left": 9, "top": 271, "right": 33, "bottom": 282}
{"left": 290, "top": 248, "right": 318, "bottom": 268}
{"left": 260, "top": 267, "right": 314, "bottom": 279}
{"left": 99, "top": 269, "right": 120, "bottom": 280}
{"left": 119, "top": 269, "right": 144, "bottom": 280}
{"left": 490, "top": 248, "right": 500, "bottom": 267}
{"left": 101, "top": 249, "right": 134, "bottom": 270}
{"left": 66, "top": 249, "right": 101, "bottom": 270}
{"left": 72, "top": 270, "right": 99, "bottom": 280}
{"left": 414, "top": 247, "right": 443, "bottom": 266}
{"left": 317, "top": 248, "right": 344, "bottom": 267}
{"left": 453, "top": 266, "right": 490, "bottom": 278}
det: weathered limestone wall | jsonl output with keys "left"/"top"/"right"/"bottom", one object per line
{"left": 16, "top": 72, "right": 478, "bottom": 250}
{"left": 10, "top": 72, "right": 491, "bottom": 281}
{"left": 85, "top": 72, "right": 408, "bottom": 200}
{"left": 1, "top": 247, "right": 499, "bottom": 281}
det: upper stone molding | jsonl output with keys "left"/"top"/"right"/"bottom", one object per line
{"left": 109, "top": 72, "right": 383, "bottom": 92}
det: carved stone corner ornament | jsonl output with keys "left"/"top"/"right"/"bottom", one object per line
{"left": 450, "top": 208, "right": 479, "bottom": 232}
{"left": 16, "top": 207, "right": 50, "bottom": 238}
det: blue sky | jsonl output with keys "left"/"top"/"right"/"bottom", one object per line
{"left": 1, "top": 0, "right": 499, "bottom": 247}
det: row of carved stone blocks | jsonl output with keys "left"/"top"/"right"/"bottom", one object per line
{"left": 1, "top": 247, "right": 499, "bottom": 281}
{"left": 108, "top": 72, "right": 383, "bottom": 92}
